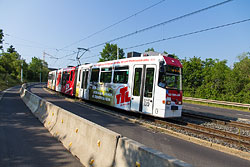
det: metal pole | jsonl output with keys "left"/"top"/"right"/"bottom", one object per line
{"left": 40, "top": 67, "right": 41, "bottom": 83}
{"left": 21, "top": 60, "right": 23, "bottom": 82}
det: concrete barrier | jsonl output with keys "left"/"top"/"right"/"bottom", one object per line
{"left": 20, "top": 87, "right": 122, "bottom": 167}
{"left": 114, "top": 137, "right": 192, "bottom": 167}
{"left": 21, "top": 89, "right": 31, "bottom": 105}
{"left": 27, "top": 93, "right": 41, "bottom": 113}
{"left": 34, "top": 99, "right": 48, "bottom": 123}
{"left": 50, "top": 109, "right": 121, "bottom": 167}
{"left": 20, "top": 84, "right": 192, "bottom": 167}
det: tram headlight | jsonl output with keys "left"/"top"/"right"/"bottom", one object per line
{"left": 166, "top": 101, "right": 171, "bottom": 105}
{"left": 177, "top": 101, "right": 182, "bottom": 105}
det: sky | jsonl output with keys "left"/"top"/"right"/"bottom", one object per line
{"left": 0, "top": 0, "right": 250, "bottom": 69}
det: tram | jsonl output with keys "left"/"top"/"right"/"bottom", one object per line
{"left": 47, "top": 51, "right": 183, "bottom": 118}
{"left": 47, "top": 70, "right": 57, "bottom": 90}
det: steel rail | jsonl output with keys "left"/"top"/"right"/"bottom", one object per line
{"left": 44, "top": 87, "right": 250, "bottom": 151}
{"left": 182, "top": 112, "right": 250, "bottom": 131}
{"left": 144, "top": 117, "right": 250, "bottom": 150}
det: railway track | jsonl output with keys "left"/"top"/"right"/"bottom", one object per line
{"left": 140, "top": 114, "right": 250, "bottom": 152}
{"left": 43, "top": 87, "right": 250, "bottom": 152}
{"left": 78, "top": 98, "right": 250, "bottom": 152}
{"left": 182, "top": 112, "right": 250, "bottom": 131}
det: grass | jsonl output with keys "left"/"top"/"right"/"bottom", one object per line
{"left": 183, "top": 100, "right": 250, "bottom": 113}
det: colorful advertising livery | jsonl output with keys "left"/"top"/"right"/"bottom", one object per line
{"left": 47, "top": 51, "right": 183, "bottom": 118}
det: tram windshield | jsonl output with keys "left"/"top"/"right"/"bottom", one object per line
{"left": 158, "top": 65, "right": 181, "bottom": 90}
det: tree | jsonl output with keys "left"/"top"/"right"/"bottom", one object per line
{"left": 99, "top": 43, "right": 125, "bottom": 62}
{"left": 196, "top": 59, "right": 230, "bottom": 99}
{"left": 145, "top": 48, "right": 155, "bottom": 52}
{"left": 0, "top": 52, "right": 22, "bottom": 79}
{"left": 224, "top": 52, "right": 250, "bottom": 103}
{"left": 181, "top": 56, "right": 204, "bottom": 97}
{"left": 27, "top": 57, "right": 49, "bottom": 82}
{"left": 0, "top": 29, "right": 3, "bottom": 51}
{"left": 7, "top": 45, "right": 16, "bottom": 53}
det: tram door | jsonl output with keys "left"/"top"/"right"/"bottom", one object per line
{"left": 131, "top": 64, "right": 156, "bottom": 114}
{"left": 142, "top": 65, "right": 156, "bottom": 114}
{"left": 131, "top": 65, "right": 143, "bottom": 111}
{"left": 79, "top": 69, "right": 89, "bottom": 99}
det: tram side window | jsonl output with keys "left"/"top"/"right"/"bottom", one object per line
{"left": 48, "top": 74, "right": 52, "bottom": 80}
{"left": 113, "top": 66, "right": 129, "bottom": 84}
{"left": 133, "top": 68, "right": 142, "bottom": 96}
{"left": 62, "top": 72, "right": 68, "bottom": 85}
{"left": 81, "top": 71, "right": 85, "bottom": 88}
{"left": 78, "top": 70, "right": 81, "bottom": 82}
{"left": 85, "top": 71, "right": 89, "bottom": 87}
{"left": 52, "top": 73, "right": 54, "bottom": 80}
{"left": 70, "top": 71, "right": 73, "bottom": 81}
{"left": 100, "top": 67, "right": 112, "bottom": 83}
{"left": 66, "top": 72, "right": 70, "bottom": 81}
{"left": 90, "top": 68, "right": 100, "bottom": 83}
{"left": 144, "top": 68, "right": 155, "bottom": 98}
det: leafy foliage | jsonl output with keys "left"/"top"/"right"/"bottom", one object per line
{"left": 27, "top": 57, "right": 49, "bottom": 82}
{"left": 182, "top": 56, "right": 204, "bottom": 96}
{"left": 182, "top": 53, "right": 250, "bottom": 103}
{"left": 7, "top": 45, "right": 17, "bottom": 53}
{"left": 145, "top": 48, "right": 155, "bottom": 52}
{"left": 0, "top": 29, "right": 3, "bottom": 50}
{"left": 99, "top": 43, "right": 125, "bottom": 62}
{"left": 0, "top": 30, "right": 49, "bottom": 90}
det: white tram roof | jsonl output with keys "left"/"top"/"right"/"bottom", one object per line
{"left": 91, "top": 52, "right": 182, "bottom": 68}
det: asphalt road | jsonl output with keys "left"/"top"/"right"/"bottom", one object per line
{"left": 183, "top": 103, "right": 250, "bottom": 120}
{"left": 0, "top": 86, "right": 83, "bottom": 167}
{"left": 29, "top": 84, "right": 250, "bottom": 167}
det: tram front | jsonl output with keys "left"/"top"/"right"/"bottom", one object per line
{"left": 157, "top": 56, "right": 183, "bottom": 117}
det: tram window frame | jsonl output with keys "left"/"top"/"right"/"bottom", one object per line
{"left": 65, "top": 71, "right": 70, "bottom": 81}
{"left": 62, "top": 71, "right": 68, "bottom": 86}
{"left": 90, "top": 68, "right": 100, "bottom": 83}
{"left": 78, "top": 70, "right": 81, "bottom": 82}
{"left": 100, "top": 67, "right": 112, "bottom": 83}
{"left": 85, "top": 71, "right": 89, "bottom": 88}
{"left": 70, "top": 71, "right": 73, "bottom": 81}
{"left": 48, "top": 74, "right": 52, "bottom": 80}
{"left": 133, "top": 68, "right": 142, "bottom": 96}
{"left": 81, "top": 71, "right": 85, "bottom": 88}
{"left": 144, "top": 68, "right": 155, "bottom": 98}
{"left": 113, "top": 66, "right": 129, "bottom": 84}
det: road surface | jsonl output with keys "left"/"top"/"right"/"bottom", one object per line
{"left": 0, "top": 86, "right": 83, "bottom": 167}
{"left": 28, "top": 83, "right": 250, "bottom": 167}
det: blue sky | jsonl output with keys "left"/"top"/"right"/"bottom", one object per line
{"left": 0, "top": 0, "right": 249, "bottom": 68}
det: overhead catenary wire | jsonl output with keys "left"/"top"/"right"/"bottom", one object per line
{"left": 59, "top": 0, "right": 167, "bottom": 50}
{"left": 46, "top": 18, "right": 250, "bottom": 64}
{"left": 87, "top": 0, "right": 234, "bottom": 50}
{"left": 4, "top": 33, "right": 73, "bottom": 52}
{"left": 79, "top": 18, "right": 250, "bottom": 59}
{"left": 47, "top": 51, "right": 78, "bottom": 67}
{"left": 123, "top": 18, "right": 250, "bottom": 50}
{"left": 4, "top": 33, "right": 54, "bottom": 49}
{"left": 58, "top": 51, "right": 77, "bottom": 59}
